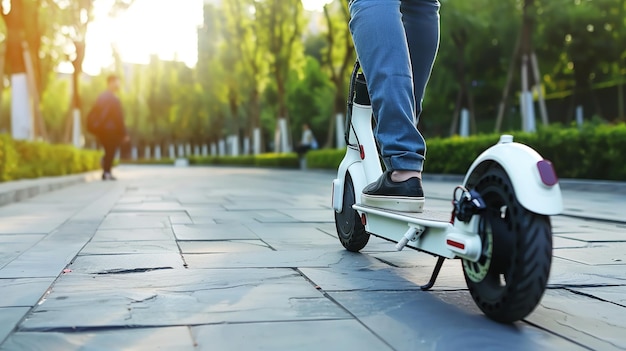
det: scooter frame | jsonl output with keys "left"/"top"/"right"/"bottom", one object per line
{"left": 332, "top": 62, "right": 563, "bottom": 317}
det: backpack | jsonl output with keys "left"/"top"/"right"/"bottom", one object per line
{"left": 86, "top": 105, "right": 108, "bottom": 135}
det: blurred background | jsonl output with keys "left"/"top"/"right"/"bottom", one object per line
{"left": 0, "top": 0, "right": 624, "bottom": 157}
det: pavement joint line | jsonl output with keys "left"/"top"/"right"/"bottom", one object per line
{"left": 2, "top": 166, "right": 624, "bottom": 348}
{"left": 563, "top": 287, "right": 626, "bottom": 309}
{"left": 294, "top": 267, "right": 398, "bottom": 351}
{"left": 16, "top": 318, "right": 358, "bottom": 334}
{"left": 0, "top": 182, "right": 126, "bottom": 346}
{"left": 372, "top": 256, "right": 401, "bottom": 268}
{"left": 558, "top": 214, "right": 626, "bottom": 225}
{"left": 521, "top": 318, "right": 596, "bottom": 351}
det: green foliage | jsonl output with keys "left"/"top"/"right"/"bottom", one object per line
{"left": 189, "top": 155, "right": 256, "bottom": 166}
{"left": 40, "top": 75, "right": 71, "bottom": 142}
{"left": 187, "top": 153, "right": 299, "bottom": 169}
{"left": 254, "top": 153, "right": 299, "bottom": 168}
{"left": 306, "top": 124, "right": 626, "bottom": 180}
{"left": 0, "top": 135, "right": 102, "bottom": 181}
{"left": 306, "top": 148, "right": 344, "bottom": 170}
{"left": 0, "top": 134, "right": 18, "bottom": 181}
{"left": 2, "top": 0, "right": 624, "bottom": 153}
{"left": 123, "top": 158, "right": 176, "bottom": 165}
{"left": 287, "top": 57, "right": 336, "bottom": 145}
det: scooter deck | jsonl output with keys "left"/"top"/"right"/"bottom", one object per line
{"left": 353, "top": 204, "right": 452, "bottom": 229}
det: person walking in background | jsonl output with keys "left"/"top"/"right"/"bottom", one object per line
{"left": 87, "top": 74, "right": 129, "bottom": 181}
{"left": 296, "top": 123, "right": 318, "bottom": 157}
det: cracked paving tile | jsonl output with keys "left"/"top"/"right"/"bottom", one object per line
{"left": 328, "top": 290, "right": 585, "bottom": 351}
{"left": 192, "top": 320, "right": 392, "bottom": 351}
{"left": 0, "top": 327, "right": 195, "bottom": 351}
{"left": 526, "top": 289, "right": 626, "bottom": 351}
{"left": 19, "top": 269, "right": 349, "bottom": 329}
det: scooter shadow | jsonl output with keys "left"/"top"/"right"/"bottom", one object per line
{"left": 317, "top": 250, "right": 579, "bottom": 351}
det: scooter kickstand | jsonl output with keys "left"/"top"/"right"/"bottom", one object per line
{"left": 395, "top": 226, "right": 424, "bottom": 251}
{"left": 420, "top": 256, "right": 446, "bottom": 291}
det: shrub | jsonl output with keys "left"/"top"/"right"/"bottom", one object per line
{"left": 304, "top": 123, "right": 626, "bottom": 180}
{"left": 186, "top": 153, "right": 299, "bottom": 168}
{"left": 123, "top": 158, "right": 176, "bottom": 165}
{"left": 0, "top": 135, "right": 103, "bottom": 182}
{"left": 255, "top": 153, "right": 299, "bottom": 168}
{"left": 306, "top": 149, "right": 344, "bottom": 170}
{"left": 0, "top": 134, "right": 18, "bottom": 181}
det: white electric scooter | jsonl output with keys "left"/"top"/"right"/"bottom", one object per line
{"left": 332, "top": 62, "right": 563, "bottom": 323}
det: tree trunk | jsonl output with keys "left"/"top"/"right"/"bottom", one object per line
{"left": 0, "top": 41, "right": 6, "bottom": 128}
{"left": 495, "top": 35, "right": 521, "bottom": 132}
{"left": 451, "top": 31, "right": 468, "bottom": 136}
{"left": 618, "top": 79, "right": 624, "bottom": 120}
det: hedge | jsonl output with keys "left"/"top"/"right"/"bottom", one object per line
{"left": 187, "top": 153, "right": 300, "bottom": 169}
{"left": 305, "top": 123, "right": 626, "bottom": 181}
{"left": 0, "top": 135, "right": 103, "bottom": 182}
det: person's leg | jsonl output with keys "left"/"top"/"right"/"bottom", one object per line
{"left": 402, "top": 0, "right": 440, "bottom": 129}
{"left": 396, "top": 0, "right": 440, "bottom": 181}
{"left": 349, "top": 0, "right": 439, "bottom": 211}
{"left": 349, "top": 0, "right": 423, "bottom": 173}
{"left": 100, "top": 137, "right": 118, "bottom": 179}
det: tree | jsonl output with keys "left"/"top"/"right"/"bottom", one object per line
{"left": 50, "top": 0, "right": 133, "bottom": 144}
{"left": 537, "top": 0, "right": 624, "bottom": 120}
{"left": 255, "top": 0, "right": 306, "bottom": 152}
{"left": 1, "top": 0, "right": 51, "bottom": 140}
{"left": 222, "top": 0, "right": 268, "bottom": 153}
{"left": 319, "top": 0, "right": 354, "bottom": 147}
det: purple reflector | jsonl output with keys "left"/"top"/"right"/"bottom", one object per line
{"left": 537, "top": 160, "right": 558, "bottom": 186}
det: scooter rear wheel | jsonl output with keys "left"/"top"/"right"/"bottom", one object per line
{"left": 462, "top": 166, "right": 552, "bottom": 323}
{"left": 335, "top": 174, "right": 369, "bottom": 252}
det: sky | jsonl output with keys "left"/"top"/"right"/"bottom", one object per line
{"left": 79, "top": 0, "right": 333, "bottom": 75}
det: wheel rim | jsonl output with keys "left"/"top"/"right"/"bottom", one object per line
{"left": 463, "top": 174, "right": 517, "bottom": 301}
{"left": 463, "top": 217, "right": 493, "bottom": 283}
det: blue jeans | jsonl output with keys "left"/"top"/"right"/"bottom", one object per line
{"left": 349, "top": 0, "right": 440, "bottom": 172}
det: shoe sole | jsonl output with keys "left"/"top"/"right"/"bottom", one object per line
{"left": 361, "top": 193, "right": 425, "bottom": 213}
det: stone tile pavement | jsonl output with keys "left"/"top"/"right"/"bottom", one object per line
{"left": 0, "top": 165, "right": 624, "bottom": 350}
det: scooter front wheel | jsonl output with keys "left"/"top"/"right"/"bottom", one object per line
{"left": 462, "top": 166, "right": 552, "bottom": 323}
{"left": 335, "top": 174, "right": 370, "bottom": 252}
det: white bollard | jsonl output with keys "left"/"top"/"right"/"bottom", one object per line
{"left": 10, "top": 74, "right": 34, "bottom": 140}
{"left": 521, "top": 91, "right": 536, "bottom": 132}
{"left": 576, "top": 105, "right": 584, "bottom": 128}
{"left": 279, "top": 118, "right": 290, "bottom": 153}
{"left": 218, "top": 140, "right": 226, "bottom": 156}
{"left": 243, "top": 137, "right": 250, "bottom": 155}
{"left": 72, "top": 109, "right": 83, "bottom": 148}
{"left": 131, "top": 146, "right": 138, "bottom": 161}
{"left": 230, "top": 135, "right": 239, "bottom": 156}
{"left": 253, "top": 128, "right": 261, "bottom": 155}
{"left": 460, "top": 108, "right": 470, "bottom": 137}
{"left": 336, "top": 113, "right": 346, "bottom": 148}
{"left": 155, "top": 145, "right": 162, "bottom": 160}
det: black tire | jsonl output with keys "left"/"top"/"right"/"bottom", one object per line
{"left": 335, "top": 174, "right": 370, "bottom": 252}
{"left": 462, "top": 166, "right": 552, "bottom": 323}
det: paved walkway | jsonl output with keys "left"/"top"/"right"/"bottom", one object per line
{"left": 0, "top": 165, "right": 625, "bottom": 350}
